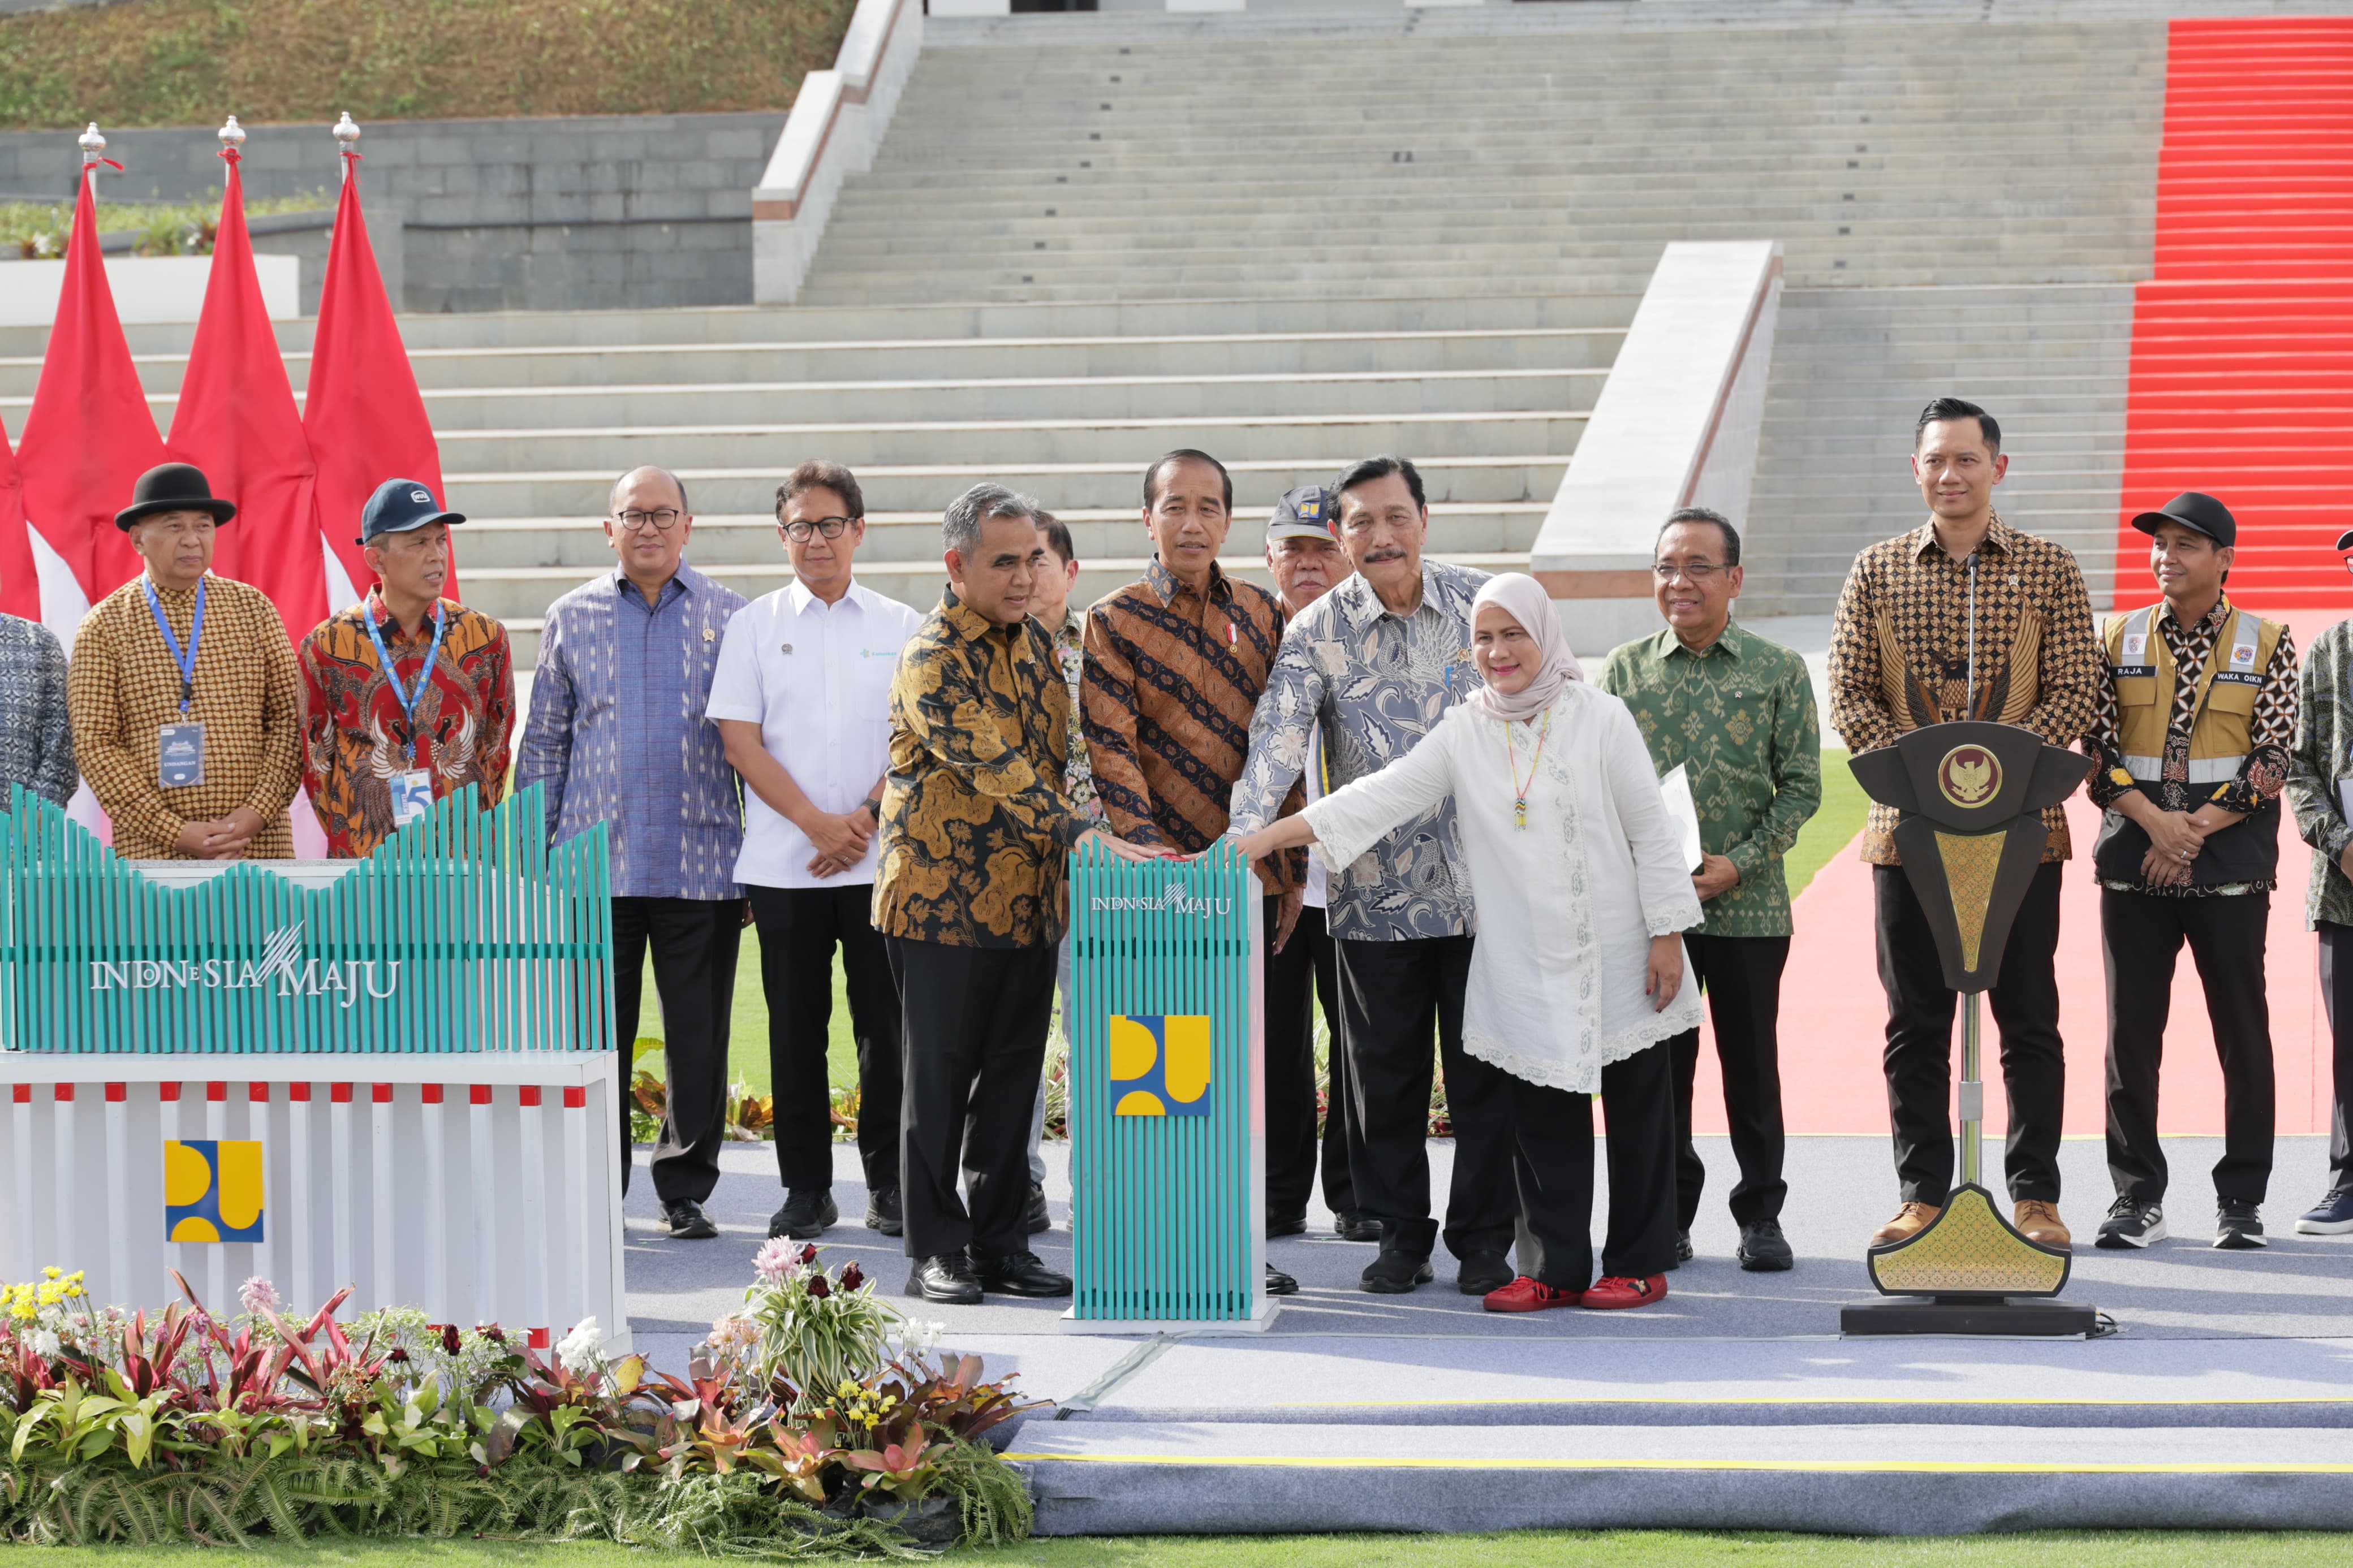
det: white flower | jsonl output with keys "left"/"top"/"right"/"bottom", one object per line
{"left": 703, "top": 1314, "right": 757, "bottom": 1358}
{"left": 899, "top": 1319, "right": 945, "bottom": 1358}
{"left": 555, "top": 1317, "right": 602, "bottom": 1375}
{"left": 238, "top": 1276, "right": 282, "bottom": 1315}
{"left": 28, "top": 1328, "right": 59, "bottom": 1359}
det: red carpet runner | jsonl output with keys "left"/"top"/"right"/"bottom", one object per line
{"left": 2115, "top": 18, "right": 2353, "bottom": 613}
{"left": 1696, "top": 21, "right": 2350, "bottom": 1141}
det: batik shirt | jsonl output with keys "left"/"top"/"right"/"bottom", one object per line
{"left": 299, "top": 589, "right": 516, "bottom": 858}
{"left": 518, "top": 564, "right": 747, "bottom": 900}
{"left": 2083, "top": 595, "right": 2296, "bottom": 899}
{"left": 2286, "top": 616, "right": 2353, "bottom": 928}
{"left": 1230, "top": 560, "right": 1489, "bottom": 941}
{"left": 0, "top": 613, "right": 74, "bottom": 807}
{"left": 1052, "top": 613, "right": 1101, "bottom": 827}
{"left": 1826, "top": 515, "right": 2101, "bottom": 866}
{"left": 874, "top": 586, "right": 1088, "bottom": 948}
{"left": 1597, "top": 620, "right": 1822, "bottom": 938}
{"left": 1083, "top": 558, "right": 1298, "bottom": 896}
{"left": 68, "top": 573, "right": 303, "bottom": 860}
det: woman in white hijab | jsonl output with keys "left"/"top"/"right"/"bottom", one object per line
{"left": 1232, "top": 573, "right": 1703, "bottom": 1311}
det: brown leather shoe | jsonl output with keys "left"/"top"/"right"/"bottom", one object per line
{"left": 2014, "top": 1199, "right": 2071, "bottom": 1247}
{"left": 1869, "top": 1201, "right": 1940, "bottom": 1246}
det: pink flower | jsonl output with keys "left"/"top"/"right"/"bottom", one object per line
{"left": 237, "top": 1276, "right": 281, "bottom": 1315}
{"left": 753, "top": 1237, "right": 797, "bottom": 1285}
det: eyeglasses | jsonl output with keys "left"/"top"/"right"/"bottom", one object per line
{"left": 615, "top": 509, "right": 683, "bottom": 533}
{"left": 782, "top": 516, "right": 855, "bottom": 542}
{"left": 1652, "top": 561, "right": 1727, "bottom": 584}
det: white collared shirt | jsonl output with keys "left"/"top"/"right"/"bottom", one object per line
{"left": 705, "top": 577, "right": 924, "bottom": 889}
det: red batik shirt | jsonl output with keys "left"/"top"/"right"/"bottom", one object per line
{"left": 299, "top": 589, "right": 516, "bottom": 857}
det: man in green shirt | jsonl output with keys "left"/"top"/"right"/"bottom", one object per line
{"left": 1598, "top": 507, "right": 1822, "bottom": 1273}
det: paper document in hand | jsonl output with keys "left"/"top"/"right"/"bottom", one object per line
{"left": 1659, "top": 764, "right": 1704, "bottom": 873}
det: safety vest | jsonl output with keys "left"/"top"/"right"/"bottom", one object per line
{"left": 2091, "top": 601, "right": 2285, "bottom": 887}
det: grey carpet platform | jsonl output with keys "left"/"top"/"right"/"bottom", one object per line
{"left": 622, "top": 1135, "right": 2353, "bottom": 1535}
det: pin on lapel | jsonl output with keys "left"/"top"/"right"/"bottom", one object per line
{"left": 703, "top": 627, "right": 714, "bottom": 642}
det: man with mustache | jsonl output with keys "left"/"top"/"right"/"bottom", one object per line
{"left": 300, "top": 478, "right": 514, "bottom": 857}
{"left": 1230, "top": 455, "right": 1514, "bottom": 1297}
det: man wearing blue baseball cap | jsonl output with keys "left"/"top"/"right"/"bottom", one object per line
{"left": 298, "top": 477, "right": 514, "bottom": 858}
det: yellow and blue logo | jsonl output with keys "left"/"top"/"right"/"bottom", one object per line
{"left": 1109, "top": 1013, "right": 1212, "bottom": 1117}
{"left": 165, "top": 1139, "right": 265, "bottom": 1243}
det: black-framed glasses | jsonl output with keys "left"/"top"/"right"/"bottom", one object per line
{"left": 782, "top": 516, "right": 855, "bottom": 542}
{"left": 1653, "top": 561, "right": 1727, "bottom": 584}
{"left": 615, "top": 508, "right": 683, "bottom": 533}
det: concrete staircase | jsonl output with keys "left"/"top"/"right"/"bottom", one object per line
{"left": 0, "top": 293, "right": 1615, "bottom": 665}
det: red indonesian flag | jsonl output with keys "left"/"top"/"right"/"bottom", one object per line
{"left": 166, "top": 144, "right": 326, "bottom": 645}
{"left": 15, "top": 160, "right": 170, "bottom": 647}
{"left": 0, "top": 411, "right": 29, "bottom": 623}
{"left": 305, "top": 156, "right": 449, "bottom": 608}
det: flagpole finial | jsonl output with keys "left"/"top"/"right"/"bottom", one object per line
{"left": 217, "top": 115, "right": 246, "bottom": 150}
{"left": 334, "top": 112, "right": 360, "bottom": 150}
{"left": 78, "top": 123, "right": 106, "bottom": 165}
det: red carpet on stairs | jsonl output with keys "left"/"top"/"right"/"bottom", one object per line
{"left": 2115, "top": 18, "right": 2353, "bottom": 615}
{"left": 1701, "top": 21, "right": 2353, "bottom": 1149}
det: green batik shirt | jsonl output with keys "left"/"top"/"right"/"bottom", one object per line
{"left": 2285, "top": 616, "right": 2353, "bottom": 929}
{"left": 1597, "top": 620, "right": 1822, "bottom": 938}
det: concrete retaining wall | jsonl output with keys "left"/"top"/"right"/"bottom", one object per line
{"left": 0, "top": 111, "right": 783, "bottom": 312}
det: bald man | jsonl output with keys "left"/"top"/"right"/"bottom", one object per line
{"left": 518, "top": 465, "right": 749, "bottom": 1239}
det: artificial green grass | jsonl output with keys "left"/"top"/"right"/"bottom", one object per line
{"left": 7, "top": 1530, "right": 2353, "bottom": 1566}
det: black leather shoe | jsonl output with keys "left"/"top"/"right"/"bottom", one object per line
{"left": 865, "top": 1187, "right": 903, "bottom": 1237}
{"left": 1359, "top": 1249, "right": 1434, "bottom": 1294}
{"left": 1268, "top": 1211, "right": 1308, "bottom": 1239}
{"left": 972, "top": 1249, "right": 1072, "bottom": 1298}
{"left": 908, "top": 1254, "right": 981, "bottom": 1306}
{"left": 1333, "top": 1212, "right": 1383, "bottom": 1243}
{"left": 1023, "top": 1182, "right": 1052, "bottom": 1234}
{"left": 1455, "top": 1249, "right": 1514, "bottom": 1295}
{"left": 662, "top": 1200, "right": 718, "bottom": 1239}
{"left": 1737, "top": 1218, "right": 1794, "bottom": 1272}
{"left": 1265, "top": 1262, "right": 1299, "bottom": 1297}
{"left": 1671, "top": 1229, "right": 1695, "bottom": 1268}
{"left": 767, "top": 1189, "right": 837, "bottom": 1240}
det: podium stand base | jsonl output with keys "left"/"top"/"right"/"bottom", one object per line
{"left": 1061, "top": 1297, "right": 1281, "bottom": 1337}
{"left": 1842, "top": 1297, "right": 2099, "bottom": 1337}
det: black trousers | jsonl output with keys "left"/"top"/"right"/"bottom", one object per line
{"left": 1264, "top": 900, "right": 1354, "bottom": 1220}
{"left": 747, "top": 883, "right": 903, "bottom": 1196}
{"left": 613, "top": 896, "right": 743, "bottom": 1205}
{"left": 1875, "top": 862, "right": 2065, "bottom": 1206}
{"left": 1511, "top": 1040, "right": 1680, "bottom": 1288}
{"left": 888, "top": 935, "right": 1057, "bottom": 1261}
{"left": 1334, "top": 934, "right": 1515, "bottom": 1260}
{"left": 2104, "top": 888, "right": 2274, "bottom": 1205}
{"left": 2322, "top": 923, "right": 2353, "bottom": 1186}
{"left": 1667, "top": 933, "right": 1791, "bottom": 1229}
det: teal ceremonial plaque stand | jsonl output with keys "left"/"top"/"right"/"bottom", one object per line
{"left": 1062, "top": 840, "right": 1273, "bottom": 1334}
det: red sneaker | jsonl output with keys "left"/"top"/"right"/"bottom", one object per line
{"left": 1580, "top": 1274, "right": 1669, "bottom": 1310}
{"left": 1482, "top": 1275, "right": 1580, "bottom": 1313}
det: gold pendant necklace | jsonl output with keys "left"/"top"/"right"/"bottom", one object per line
{"left": 1503, "top": 711, "right": 1552, "bottom": 830}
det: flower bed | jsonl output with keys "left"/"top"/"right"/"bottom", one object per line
{"left": 1, "top": 1245, "right": 1037, "bottom": 1556}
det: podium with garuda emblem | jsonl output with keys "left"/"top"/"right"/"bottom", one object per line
{"left": 1840, "top": 722, "right": 2100, "bottom": 1337}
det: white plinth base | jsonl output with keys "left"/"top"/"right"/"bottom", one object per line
{"left": 1060, "top": 1297, "right": 1281, "bottom": 1336}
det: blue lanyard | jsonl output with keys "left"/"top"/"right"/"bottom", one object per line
{"left": 143, "top": 577, "right": 205, "bottom": 713}
{"left": 363, "top": 599, "right": 446, "bottom": 767}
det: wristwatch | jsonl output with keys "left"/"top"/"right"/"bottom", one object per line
{"left": 863, "top": 794, "right": 885, "bottom": 822}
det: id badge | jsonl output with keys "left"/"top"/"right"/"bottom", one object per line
{"left": 158, "top": 723, "right": 205, "bottom": 789}
{"left": 389, "top": 769, "right": 434, "bottom": 826}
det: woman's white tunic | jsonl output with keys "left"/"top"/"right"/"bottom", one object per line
{"left": 1302, "top": 682, "right": 1705, "bottom": 1094}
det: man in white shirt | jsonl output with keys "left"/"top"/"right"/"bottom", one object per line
{"left": 710, "top": 461, "right": 925, "bottom": 1242}
{"left": 1261, "top": 487, "right": 1379, "bottom": 1242}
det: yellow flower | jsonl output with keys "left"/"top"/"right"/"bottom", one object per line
{"left": 41, "top": 1267, "right": 59, "bottom": 1280}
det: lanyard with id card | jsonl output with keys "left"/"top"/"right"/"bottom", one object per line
{"left": 364, "top": 603, "right": 447, "bottom": 827}
{"left": 146, "top": 578, "right": 207, "bottom": 788}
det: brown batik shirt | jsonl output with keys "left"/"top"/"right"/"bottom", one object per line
{"left": 1826, "top": 515, "right": 2102, "bottom": 866}
{"left": 68, "top": 572, "right": 304, "bottom": 860}
{"left": 1080, "top": 558, "right": 1299, "bottom": 896}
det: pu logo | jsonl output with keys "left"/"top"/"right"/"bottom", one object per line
{"left": 1109, "top": 1014, "right": 1212, "bottom": 1117}
{"left": 164, "top": 1139, "right": 265, "bottom": 1243}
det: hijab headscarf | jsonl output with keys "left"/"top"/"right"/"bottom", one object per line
{"left": 1463, "top": 572, "right": 1583, "bottom": 723}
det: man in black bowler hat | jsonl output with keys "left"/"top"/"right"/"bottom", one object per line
{"left": 67, "top": 462, "right": 303, "bottom": 861}
{"left": 2083, "top": 491, "right": 2296, "bottom": 1251}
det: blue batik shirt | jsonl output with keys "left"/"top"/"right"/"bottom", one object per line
{"left": 518, "top": 563, "right": 748, "bottom": 900}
